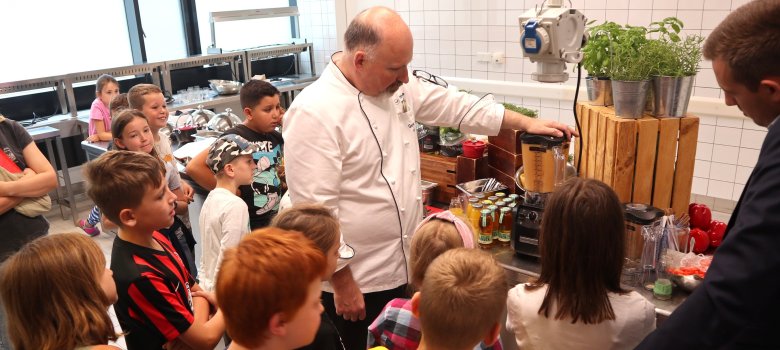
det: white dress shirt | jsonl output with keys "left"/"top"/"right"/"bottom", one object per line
{"left": 197, "top": 187, "right": 250, "bottom": 291}
{"left": 283, "top": 56, "right": 504, "bottom": 293}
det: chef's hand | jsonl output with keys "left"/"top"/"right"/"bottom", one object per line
{"left": 503, "top": 109, "right": 578, "bottom": 139}
{"left": 523, "top": 118, "right": 578, "bottom": 139}
{"left": 331, "top": 266, "right": 365, "bottom": 322}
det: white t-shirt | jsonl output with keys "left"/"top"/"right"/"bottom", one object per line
{"left": 197, "top": 187, "right": 250, "bottom": 291}
{"left": 506, "top": 283, "right": 656, "bottom": 350}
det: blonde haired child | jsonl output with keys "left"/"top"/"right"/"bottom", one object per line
{"left": 413, "top": 248, "right": 509, "bottom": 350}
{"left": 86, "top": 74, "right": 119, "bottom": 143}
{"left": 0, "top": 233, "right": 119, "bottom": 350}
{"left": 368, "top": 211, "right": 501, "bottom": 350}
{"left": 271, "top": 203, "right": 356, "bottom": 350}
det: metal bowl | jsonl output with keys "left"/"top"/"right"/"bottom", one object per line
{"left": 670, "top": 274, "right": 703, "bottom": 293}
{"left": 514, "top": 163, "right": 578, "bottom": 192}
{"left": 208, "top": 79, "right": 243, "bottom": 95}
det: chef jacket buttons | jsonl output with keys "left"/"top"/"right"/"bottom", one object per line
{"left": 416, "top": 196, "right": 422, "bottom": 201}
{"left": 383, "top": 152, "right": 388, "bottom": 157}
{"left": 373, "top": 125, "right": 378, "bottom": 130}
{"left": 400, "top": 207, "right": 405, "bottom": 212}
{"left": 410, "top": 168, "right": 416, "bottom": 174}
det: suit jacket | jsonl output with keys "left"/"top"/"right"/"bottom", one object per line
{"left": 636, "top": 117, "right": 780, "bottom": 349}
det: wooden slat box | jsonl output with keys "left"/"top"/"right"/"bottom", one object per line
{"left": 420, "top": 153, "right": 488, "bottom": 203}
{"left": 487, "top": 143, "right": 523, "bottom": 178}
{"left": 488, "top": 128, "right": 523, "bottom": 153}
{"left": 574, "top": 102, "right": 699, "bottom": 216}
{"left": 488, "top": 165, "right": 520, "bottom": 194}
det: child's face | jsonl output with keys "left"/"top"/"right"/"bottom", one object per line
{"left": 100, "top": 267, "right": 118, "bottom": 305}
{"left": 140, "top": 93, "right": 169, "bottom": 131}
{"left": 244, "top": 95, "right": 283, "bottom": 133}
{"left": 284, "top": 278, "right": 324, "bottom": 348}
{"left": 115, "top": 117, "right": 154, "bottom": 154}
{"left": 133, "top": 176, "right": 177, "bottom": 231}
{"left": 323, "top": 233, "right": 340, "bottom": 281}
{"left": 99, "top": 82, "right": 120, "bottom": 107}
{"left": 226, "top": 154, "right": 255, "bottom": 185}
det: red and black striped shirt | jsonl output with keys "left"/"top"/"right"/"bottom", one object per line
{"left": 111, "top": 231, "right": 195, "bottom": 350}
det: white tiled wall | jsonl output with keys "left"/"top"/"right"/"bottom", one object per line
{"left": 298, "top": 0, "right": 340, "bottom": 75}
{"left": 392, "top": 0, "right": 759, "bottom": 202}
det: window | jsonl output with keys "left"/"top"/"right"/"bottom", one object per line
{"left": 195, "top": 0, "right": 296, "bottom": 52}
{"left": 0, "top": 1, "right": 133, "bottom": 82}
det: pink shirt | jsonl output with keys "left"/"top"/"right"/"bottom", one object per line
{"left": 88, "top": 98, "right": 111, "bottom": 136}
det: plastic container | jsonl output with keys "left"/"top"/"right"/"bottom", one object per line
{"left": 462, "top": 139, "right": 487, "bottom": 158}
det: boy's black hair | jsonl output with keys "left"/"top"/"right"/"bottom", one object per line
{"left": 240, "top": 80, "right": 281, "bottom": 109}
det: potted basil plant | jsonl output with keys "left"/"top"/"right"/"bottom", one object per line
{"left": 581, "top": 21, "right": 623, "bottom": 106}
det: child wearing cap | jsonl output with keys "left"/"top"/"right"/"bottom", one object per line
{"left": 198, "top": 134, "right": 259, "bottom": 292}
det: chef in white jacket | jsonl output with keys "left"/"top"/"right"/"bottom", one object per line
{"left": 283, "top": 7, "right": 575, "bottom": 349}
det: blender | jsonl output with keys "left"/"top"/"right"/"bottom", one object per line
{"left": 511, "top": 133, "right": 568, "bottom": 257}
{"left": 623, "top": 203, "right": 664, "bottom": 286}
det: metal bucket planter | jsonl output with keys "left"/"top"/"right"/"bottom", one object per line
{"left": 612, "top": 80, "right": 651, "bottom": 119}
{"left": 652, "top": 75, "right": 695, "bottom": 117}
{"left": 585, "top": 76, "right": 613, "bottom": 106}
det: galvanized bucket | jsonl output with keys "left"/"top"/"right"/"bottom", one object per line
{"left": 652, "top": 75, "right": 695, "bottom": 117}
{"left": 612, "top": 80, "right": 651, "bottom": 119}
{"left": 585, "top": 77, "right": 613, "bottom": 106}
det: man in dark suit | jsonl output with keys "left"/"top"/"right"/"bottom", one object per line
{"left": 637, "top": 1, "right": 780, "bottom": 348}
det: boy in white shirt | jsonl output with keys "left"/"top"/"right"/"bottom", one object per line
{"left": 198, "top": 134, "right": 258, "bottom": 291}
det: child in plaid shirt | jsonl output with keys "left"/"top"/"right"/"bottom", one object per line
{"left": 367, "top": 211, "right": 503, "bottom": 350}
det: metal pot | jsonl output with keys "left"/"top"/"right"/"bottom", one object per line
{"left": 208, "top": 108, "right": 243, "bottom": 132}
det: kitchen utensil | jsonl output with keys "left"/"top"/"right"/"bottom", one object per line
{"left": 208, "top": 79, "right": 242, "bottom": 95}
{"left": 462, "top": 139, "right": 486, "bottom": 158}
{"left": 519, "top": 133, "right": 567, "bottom": 193}
{"left": 514, "top": 164, "right": 577, "bottom": 194}
{"left": 455, "top": 178, "right": 508, "bottom": 197}
{"left": 190, "top": 104, "right": 216, "bottom": 128}
{"left": 208, "top": 108, "right": 243, "bottom": 132}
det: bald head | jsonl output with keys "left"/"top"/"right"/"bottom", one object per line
{"left": 344, "top": 7, "right": 411, "bottom": 55}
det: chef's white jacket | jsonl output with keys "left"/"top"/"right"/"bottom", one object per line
{"left": 283, "top": 56, "right": 505, "bottom": 293}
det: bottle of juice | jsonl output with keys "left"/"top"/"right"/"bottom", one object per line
{"left": 498, "top": 207, "right": 513, "bottom": 246}
{"left": 467, "top": 197, "right": 479, "bottom": 219}
{"left": 487, "top": 205, "right": 499, "bottom": 242}
{"left": 469, "top": 203, "right": 483, "bottom": 238}
{"left": 478, "top": 209, "right": 494, "bottom": 249}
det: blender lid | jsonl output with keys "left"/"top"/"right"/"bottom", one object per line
{"left": 520, "top": 133, "right": 566, "bottom": 147}
{"left": 624, "top": 203, "right": 664, "bottom": 224}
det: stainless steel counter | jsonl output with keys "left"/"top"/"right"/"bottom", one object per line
{"left": 489, "top": 245, "right": 687, "bottom": 319}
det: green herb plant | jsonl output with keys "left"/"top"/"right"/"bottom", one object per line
{"left": 502, "top": 103, "right": 538, "bottom": 118}
{"left": 646, "top": 17, "right": 705, "bottom": 77}
{"left": 581, "top": 21, "right": 624, "bottom": 78}
{"left": 609, "top": 26, "right": 654, "bottom": 81}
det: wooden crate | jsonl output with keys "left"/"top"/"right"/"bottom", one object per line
{"left": 420, "top": 153, "right": 488, "bottom": 203}
{"left": 574, "top": 102, "right": 699, "bottom": 216}
{"left": 487, "top": 143, "right": 523, "bottom": 177}
{"left": 488, "top": 128, "right": 523, "bottom": 154}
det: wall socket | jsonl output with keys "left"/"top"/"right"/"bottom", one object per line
{"left": 476, "top": 51, "right": 505, "bottom": 64}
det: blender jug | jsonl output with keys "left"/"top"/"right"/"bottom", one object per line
{"left": 519, "top": 133, "right": 568, "bottom": 194}
{"left": 623, "top": 203, "right": 664, "bottom": 286}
